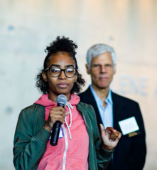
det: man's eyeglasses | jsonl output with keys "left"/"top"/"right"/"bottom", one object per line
{"left": 44, "top": 65, "right": 77, "bottom": 78}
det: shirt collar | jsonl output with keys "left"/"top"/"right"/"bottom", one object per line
{"left": 105, "top": 89, "right": 113, "bottom": 104}
{"left": 90, "top": 85, "right": 113, "bottom": 105}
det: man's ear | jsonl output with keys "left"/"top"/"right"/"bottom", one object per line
{"left": 42, "top": 71, "right": 48, "bottom": 82}
{"left": 85, "top": 64, "right": 90, "bottom": 74}
{"left": 113, "top": 64, "right": 116, "bottom": 75}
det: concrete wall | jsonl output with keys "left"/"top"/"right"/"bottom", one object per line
{"left": 0, "top": 0, "right": 157, "bottom": 169}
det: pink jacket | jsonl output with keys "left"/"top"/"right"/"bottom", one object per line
{"left": 35, "top": 94, "right": 89, "bottom": 170}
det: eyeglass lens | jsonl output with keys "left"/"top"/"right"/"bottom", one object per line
{"left": 50, "top": 66, "right": 76, "bottom": 77}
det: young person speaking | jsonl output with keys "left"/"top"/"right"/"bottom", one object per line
{"left": 13, "top": 36, "right": 121, "bottom": 170}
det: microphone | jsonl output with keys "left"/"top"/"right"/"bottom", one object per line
{"left": 50, "top": 94, "right": 67, "bottom": 146}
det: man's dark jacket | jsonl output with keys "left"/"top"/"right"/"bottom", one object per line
{"left": 79, "top": 87, "right": 146, "bottom": 170}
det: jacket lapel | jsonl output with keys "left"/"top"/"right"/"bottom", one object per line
{"left": 112, "top": 92, "right": 125, "bottom": 131}
{"left": 111, "top": 92, "right": 126, "bottom": 170}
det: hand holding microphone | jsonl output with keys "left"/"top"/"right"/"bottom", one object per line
{"left": 44, "top": 94, "right": 67, "bottom": 146}
{"left": 44, "top": 106, "right": 65, "bottom": 131}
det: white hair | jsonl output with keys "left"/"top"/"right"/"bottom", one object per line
{"left": 86, "top": 44, "right": 116, "bottom": 69}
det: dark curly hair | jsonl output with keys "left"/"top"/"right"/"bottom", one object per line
{"left": 36, "top": 36, "right": 85, "bottom": 94}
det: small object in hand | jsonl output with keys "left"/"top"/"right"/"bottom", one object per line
{"left": 106, "top": 127, "right": 121, "bottom": 141}
{"left": 110, "top": 131, "right": 119, "bottom": 141}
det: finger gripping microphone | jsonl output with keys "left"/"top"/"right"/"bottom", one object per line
{"left": 50, "top": 94, "right": 67, "bottom": 146}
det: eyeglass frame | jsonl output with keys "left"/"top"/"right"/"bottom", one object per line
{"left": 44, "top": 65, "right": 77, "bottom": 78}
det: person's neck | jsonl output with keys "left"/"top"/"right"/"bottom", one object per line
{"left": 92, "top": 84, "right": 109, "bottom": 101}
{"left": 48, "top": 92, "right": 71, "bottom": 102}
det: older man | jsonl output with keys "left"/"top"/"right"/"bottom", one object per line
{"left": 79, "top": 44, "right": 146, "bottom": 170}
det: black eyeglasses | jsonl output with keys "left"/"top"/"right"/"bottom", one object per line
{"left": 45, "top": 65, "right": 77, "bottom": 78}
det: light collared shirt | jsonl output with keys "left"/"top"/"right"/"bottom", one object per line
{"left": 90, "top": 85, "right": 113, "bottom": 129}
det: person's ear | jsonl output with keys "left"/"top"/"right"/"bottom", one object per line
{"left": 113, "top": 64, "right": 116, "bottom": 75}
{"left": 74, "top": 74, "right": 78, "bottom": 83}
{"left": 42, "top": 71, "right": 48, "bottom": 82}
{"left": 85, "top": 64, "right": 90, "bottom": 74}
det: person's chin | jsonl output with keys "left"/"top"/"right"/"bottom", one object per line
{"left": 56, "top": 87, "right": 70, "bottom": 94}
{"left": 97, "top": 83, "right": 109, "bottom": 89}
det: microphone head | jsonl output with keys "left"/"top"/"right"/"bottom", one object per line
{"left": 56, "top": 94, "right": 67, "bottom": 105}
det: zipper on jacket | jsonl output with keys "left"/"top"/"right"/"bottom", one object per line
{"left": 62, "top": 124, "right": 68, "bottom": 170}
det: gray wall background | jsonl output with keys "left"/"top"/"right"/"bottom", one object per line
{"left": 0, "top": 0, "right": 157, "bottom": 169}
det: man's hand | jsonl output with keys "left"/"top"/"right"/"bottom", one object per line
{"left": 100, "top": 124, "right": 122, "bottom": 151}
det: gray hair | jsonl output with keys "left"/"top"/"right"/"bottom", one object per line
{"left": 86, "top": 44, "right": 116, "bottom": 69}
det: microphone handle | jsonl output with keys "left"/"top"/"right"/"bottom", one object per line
{"left": 50, "top": 103, "right": 64, "bottom": 146}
